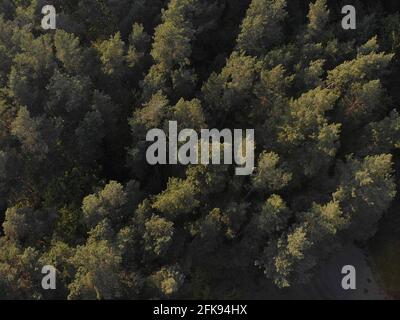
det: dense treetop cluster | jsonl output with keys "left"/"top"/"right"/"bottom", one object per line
{"left": 0, "top": 0, "right": 400, "bottom": 299}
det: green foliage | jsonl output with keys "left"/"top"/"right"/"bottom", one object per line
{"left": 94, "top": 32, "right": 125, "bottom": 77}
{"left": 252, "top": 152, "right": 292, "bottom": 192}
{"left": 172, "top": 98, "right": 206, "bottom": 130}
{"left": 3, "top": 205, "right": 57, "bottom": 246}
{"left": 358, "top": 110, "right": 400, "bottom": 155}
{"left": 307, "top": 0, "right": 330, "bottom": 42}
{"left": 153, "top": 177, "right": 200, "bottom": 219}
{"left": 68, "top": 239, "right": 123, "bottom": 299}
{"left": 237, "top": 0, "right": 288, "bottom": 55}
{"left": 277, "top": 87, "right": 341, "bottom": 177}
{"left": 126, "top": 23, "right": 151, "bottom": 68}
{"left": 75, "top": 109, "right": 105, "bottom": 163}
{"left": 0, "top": 0, "right": 400, "bottom": 300}
{"left": 256, "top": 225, "right": 314, "bottom": 288}
{"left": 142, "top": 0, "right": 198, "bottom": 100}
{"left": 39, "top": 241, "right": 75, "bottom": 298}
{"left": 333, "top": 154, "right": 396, "bottom": 241}
{"left": 82, "top": 180, "right": 139, "bottom": 229}
{"left": 11, "top": 106, "right": 48, "bottom": 160}
{"left": 258, "top": 194, "right": 291, "bottom": 234}
{"left": 54, "top": 30, "right": 84, "bottom": 75}
{"left": 8, "top": 33, "right": 55, "bottom": 109}
{"left": 144, "top": 215, "right": 174, "bottom": 256}
{"left": 150, "top": 265, "right": 185, "bottom": 297}
{"left": 202, "top": 52, "right": 260, "bottom": 125}
{"left": 0, "top": 240, "right": 41, "bottom": 299}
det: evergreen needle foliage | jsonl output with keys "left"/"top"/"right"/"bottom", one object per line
{"left": 0, "top": 0, "right": 400, "bottom": 299}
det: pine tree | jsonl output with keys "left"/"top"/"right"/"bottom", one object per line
{"left": 237, "top": 0, "right": 288, "bottom": 56}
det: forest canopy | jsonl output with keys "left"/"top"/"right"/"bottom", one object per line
{"left": 1, "top": 0, "right": 400, "bottom": 299}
